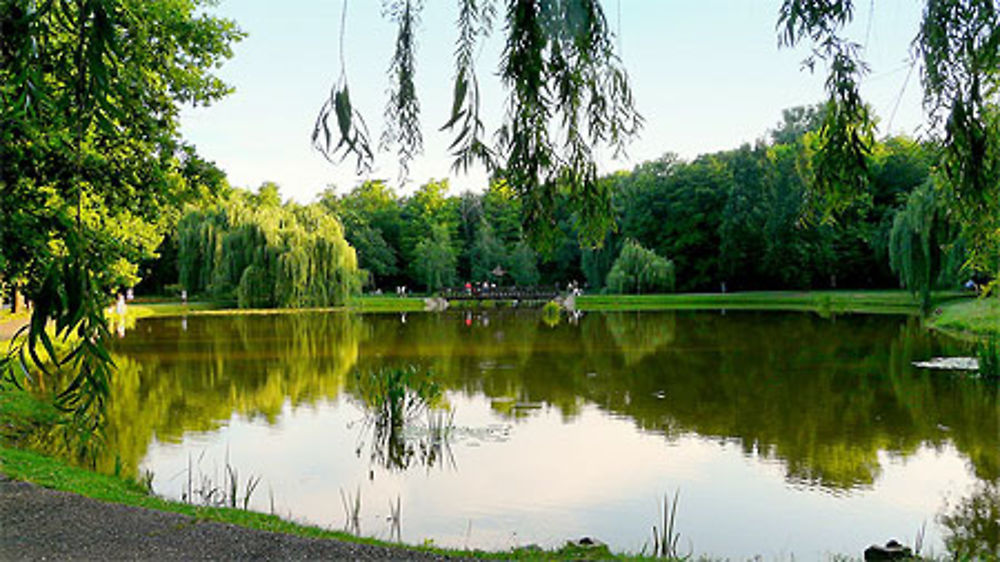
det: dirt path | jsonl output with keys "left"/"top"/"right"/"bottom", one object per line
{"left": 0, "top": 475, "right": 456, "bottom": 561}
{"left": 0, "top": 315, "right": 28, "bottom": 342}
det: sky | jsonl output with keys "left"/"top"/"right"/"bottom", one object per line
{"left": 180, "top": 1, "right": 928, "bottom": 204}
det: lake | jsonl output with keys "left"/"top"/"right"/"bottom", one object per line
{"left": 100, "top": 309, "right": 997, "bottom": 559}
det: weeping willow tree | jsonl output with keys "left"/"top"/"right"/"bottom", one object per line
{"left": 606, "top": 239, "right": 675, "bottom": 295}
{"left": 889, "top": 179, "right": 964, "bottom": 314}
{"left": 178, "top": 186, "right": 362, "bottom": 308}
{"left": 779, "top": 1, "right": 1000, "bottom": 287}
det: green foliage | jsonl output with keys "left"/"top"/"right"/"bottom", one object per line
{"left": 306, "top": 105, "right": 943, "bottom": 295}
{"left": 322, "top": 180, "right": 402, "bottom": 287}
{"left": 412, "top": 225, "right": 458, "bottom": 292}
{"left": 889, "top": 180, "right": 942, "bottom": 314}
{"left": 470, "top": 223, "right": 506, "bottom": 282}
{"left": 315, "top": 0, "right": 641, "bottom": 247}
{"left": 939, "top": 482, "right": 1000, "bottom": 560}
{"left": 508, "top": 242, "right": 540, "bottom": 286}
{"left": 778, "top": 0, "right": 1000, "bottom": 291}
{"left": 541, "top": 300, "right": 561, "bottom": 327}
{"left": 0, "top": 0, "right": 242, "bottom": 421}
{"left": 606, "top": 240, "right": 675, "bottom": 295}
{"left": 975, "top": 337, "right": 1000, "bottom": 380}
{"left": 178, "top": 185, "right": 362, "bottom": 309}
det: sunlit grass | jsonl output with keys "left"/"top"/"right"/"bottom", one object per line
{"left": 578, "top": 290, "right": 966, "bottom": 315}
{"left": 929, "top": 297, "right": 1000, "bottom": 338}
{"left": 348, "top": 295, "right": 425, "bottom": 312}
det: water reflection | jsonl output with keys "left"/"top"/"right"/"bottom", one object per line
{"left": 97, "top": 310, "right": 1000, "bottom": 489}
{"left": 349, "top": 366, "right": 454, "bottom": 476}
{"left": 939, "top": 480, "right": 1000, "bottom": 559}
{"left": 60, "top": 309, "right": 1000, "bottom": 555}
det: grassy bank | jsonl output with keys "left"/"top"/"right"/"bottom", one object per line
{"left": 110, "top": 291, "right": 978, "bottom": 318}
{"left": 577, "top": 290, "right": 967, "bottom": 316}
{"left": 348, "top": 295, "right": 426, "bottom": 312}
{"left": 0, "top": 388, "right": 626, "bottom": 560}
{"left": 927, "top": 297, "right": 1000, "bottom": 339}
{"left": 0, "top": 443, "right": 448, "bottom": 552}
{"left": 0, "top": 448, "right": 635, "bottom": 560}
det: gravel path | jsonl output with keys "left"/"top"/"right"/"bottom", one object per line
{"left": 0, "top": 475, "right": 457, "bottom": 561}
{"left": 0, "top": 316, "right": 28, "bottom": 341}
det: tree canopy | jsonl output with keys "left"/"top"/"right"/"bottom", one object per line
{"left": 779, "top": 0, "right": 1000, "bottom": 287}
{"left": 0, "top": 0, "right": 243, "bottom": 419}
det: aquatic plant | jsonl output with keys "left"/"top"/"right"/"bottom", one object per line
{"left": 650, "top": 490, "right": 690, "bottom": 560}
{"left": 340, "top": 486, "right": 362, "bottom": 535}
{"left": 975, "top": 336, "right": 1000, "bottom": 380}
{"left": 181, "top": 450, "right": 261, "bottom": 510}
{"left": 387, "top": 495, "right": 401, "bottom": 542}
{"left": 352, "top": 366, "right": 445, "bottom": 472}
{"left": 542, "top": 300, "right": 561, "bottom": 327}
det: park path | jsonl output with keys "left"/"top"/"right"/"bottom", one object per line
{"left": 0, "top": 475, "right": 458, "bottom": 561}
{"left": 0, "top": 315, "right": 28, "bottom": 342}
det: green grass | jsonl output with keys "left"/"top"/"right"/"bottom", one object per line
{"left": 0, "top": 386, "right": 630, "bottom": 560}
{"left": 928, "top": 297, "right": 1000, "bottom": 339}
{"left": 124, "top": 301, "right": 227, "bottom": 319}
{"left": 0, "top": 438, "right": 659, "bottom": 559}
{"left": 0, "top": 390, "right": 61, "bottom": 442}
{"left": 0, "top": 309, "right": 30, "bottom": 323}
{"left": 578, "top": 290, "right": 967, "bottom": 316}
{"left": 347, "top": 295, "right": 426, "bottom": 312}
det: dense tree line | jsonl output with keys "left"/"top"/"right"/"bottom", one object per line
{"left": 183, "top": 105, "right": 953, "bottom": 299}
{"left": 0, "top": 0, "right": 243, "bottom": 418}
{"left": 160, "top": 105, "right": 966, "bottom": 301}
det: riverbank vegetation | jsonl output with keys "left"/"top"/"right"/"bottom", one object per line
{"left": 153, "top": 119, "right": 964, "bottom": 305}
{"left": 928, "top": 298, "right": 1000, "bottom": 339}
{"left": 176, "top": 184, "right": 362, "bottom": 309}
{"left": 3, "top": 1, "right": 1000, "bottom": 559}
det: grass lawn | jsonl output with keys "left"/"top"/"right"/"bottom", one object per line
{"left": 577, "top": 290, "right": 968, "bottom": 315}
{"left": 347, "top": 295, "right": 426, "bottom": 312}
{"left": 928, "top": 297, "right": 1000, "bottom": 338}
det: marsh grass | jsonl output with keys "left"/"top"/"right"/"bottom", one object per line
{"left": 649, "top": 490, "right": 690, "bottom": 560}
{"left": 388, "top": 494, "right": 402, "bottom": 542}
{"left": 341, "top": 486, "right": 362, "bottom": 535}
{"left": 975, "top": 336, "right": 1000, "bottom": 379}
{"left": 352, "top": 366, "right": 449, "bottom": 472}
{"left": 182, "top": 450, "right": 261, "bottom": 510}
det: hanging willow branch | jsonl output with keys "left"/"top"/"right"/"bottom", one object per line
{"left": 381, "top": 0, "right": 424, "bottom": 179}
{"left": 499, "top": 0, "right": 642, "bottom": 248}
{"left": 313, "top": 0, "right": 375, "bottom": 173}
{"left": 314, "top": 0, "right": 642, "bottom": 249}
{"left": 778, "top": 0, "right": 874, "bottom": 220}
{"left": 441, "top": 0, "right": 497, "bottom": 173}
{"left": 916, "top": 0, "right": 1000, "bottom": 277}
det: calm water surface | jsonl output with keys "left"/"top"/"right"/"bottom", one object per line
{"left": 101, "top": 310, "right": 997, "bottom": 559}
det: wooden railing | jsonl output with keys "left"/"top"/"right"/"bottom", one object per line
{"left": 438, "top": 286, "right": 559, "bottom": 301}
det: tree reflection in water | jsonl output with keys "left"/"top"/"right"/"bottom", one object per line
{"left": 29, "top": 308, "right": 997, "bottom": 557}
{"left": 939, "top": 480, "right": 1000, "bottom": 560}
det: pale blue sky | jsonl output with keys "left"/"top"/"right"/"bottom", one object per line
{"left": 180, "top": 1, "right": 927, "bottom": 203}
